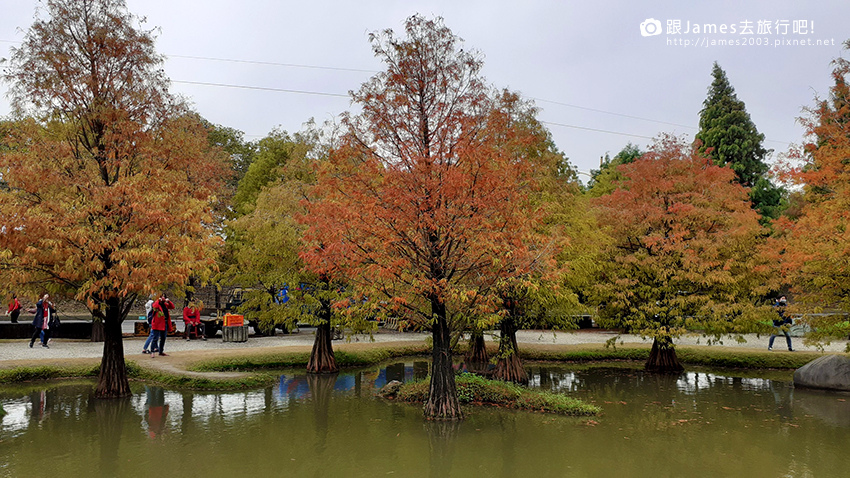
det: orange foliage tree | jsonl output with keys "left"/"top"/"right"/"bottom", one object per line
{"left": 302, "top": 16, "right": 545, "bottom": 420}
{"left": 775, "top": 40, "right": 850, "bottom": 339}
{"left": 592, "top": 135, "right": 775, "bottom": 371}
{"left": 484, "top": 94, "right": 590, "bottom": 384}
{"left": 0, "top": 0, "right": 227, "bottom": 398}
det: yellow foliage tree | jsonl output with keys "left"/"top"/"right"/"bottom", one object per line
{"left": 0, "top": 0, "right": 227, "bottom": 398}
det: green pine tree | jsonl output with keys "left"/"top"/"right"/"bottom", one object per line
{"left": 587, "top": 143, "right": 643, "bottom": 197}
{"left": 696, "top": 62, "right": 783, "bottom": 220}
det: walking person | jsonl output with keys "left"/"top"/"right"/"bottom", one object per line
{"left": 769, "top": 295, "right": 793, "bottom": 351}
{"left": 29, "top": 294, "right": 56, "bottom": 348}
{"left": 142, "top": 295, "right": 157, "bottom": 354}
{"left": 150, "top": 293, "right": 174, "bottom": 357}
{"left": 5, "top": 293, "right": 22, "bottom": 323}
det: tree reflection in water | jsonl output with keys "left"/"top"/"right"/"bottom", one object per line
{"left": 91, "top": 393, "right": 134, "bottom": 477}
{"left": 425, "top": 419, "right": 460, "bottom": 478}
{"left": 2, "top": 363, "right": 850, "bottom": 477}
{"left": 307, "top": 373, "right": 337, "bottom": 455}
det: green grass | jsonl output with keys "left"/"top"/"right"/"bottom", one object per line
{"left": 0, "top": 346, "right": 432, "bottom": 390}
{"left": 0, "top": 361, "right": 275, "bottom": 391}
{"left": 189, "top": 352, "right": 313, "bottom": 372}
{"left": 189, "top": 344, "right": 431, "bottom": 372}
{"left": 516, "top": 344, "right": 829, "bottom": 370}
{"left": 0, "top": 364, "right": 101, "bottom": 383}
{"left": 391, "top": 373, "right": 600, "bottom": 416}
{"left": 129, "top": 363, "right": 278, "bottom": 390}
{"left": 0, "top": 342, "right": 834, "bottom": 392}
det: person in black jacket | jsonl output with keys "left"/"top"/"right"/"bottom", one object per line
{"left": 29, "top": 294, "right": 56, "bottom": 348}
{"left": 768, "top": 295, "right": 793, "bottom": 351}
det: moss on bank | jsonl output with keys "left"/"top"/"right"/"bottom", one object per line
{"left": 0, "top": 342, "right": 837, "bottom": 391}
{"left": 515, "top": 344, "right": 827, "bottom": 370}
{"left": 0, "top": 361, "right": 276, "bottom": 391}
{"left": 0, "top": 364, "right": 101, "bottom": 383}
{"left": 189, "top": 344, "right": 431, "bottom": 372}
{"left": 130, "top": 365, "right": 278, "bottom": 390}
{"left": 389, "top": 373, "right": 600, "bottom": 416}
{"left": 0, "top": 345, "right": 432, "bottom": 390}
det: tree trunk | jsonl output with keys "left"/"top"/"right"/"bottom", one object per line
{"left": 492, "top": 315, "right": 528, "bottom": 384}
{"left": 214, "top": 286, "right": 221, "bottom": 319}
{"left": 307, "top": 303, "right": 338, "bottom": 374}
{"left": 465, "top": 330, "right": 489, "bottom": 374}
{"left": 184, "top": 276, "right": 196, "bottom": 308}
{"left": 93, "top": 393, "right": 131, "bottom": 476}
{"left": 90, "top": 319, "right": 105, "bottom": 342}
{"left": 95, "top": 296, "right": 131, "bottom": 399}
{"left": 645, "top": 336, "right": 684, "bottom": 373}
{"left": 423, "top": 298, "right": 463, "bottom": 420}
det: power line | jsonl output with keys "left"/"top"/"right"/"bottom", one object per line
{"left": 1, "top": 38, "right": 375, "bottom": 74}
{"left": 158, "top": 52, "right": 771, "bottom": 144}
{"left": 172, "top": 80, "right": 661, "bottom": 141}
{"left": 540, "top": 121, "right": 655, "bottom": 140}
{"left": 532, "top": 97, "right": 696, "bottom": 130}
{"left": 156, "top": 56, "right": 793, "bottom": 147}
{"left": 171, "top": 80, "right": 350, "bottom": 98}
{"left": 168, "top": 54, "right": 378, "bottom": 74}
{"left": 156, "top": 55, "right": 760, "bottom": 144}
{"left": 1, "top": 38, "right": 795, "bottom": 146}
{"left": 534, "top": 97, "right": 792, "bottom": 147}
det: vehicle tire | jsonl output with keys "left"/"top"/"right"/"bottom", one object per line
{"left": 203, "top": 323, "right": 218, "bottom": 338}
{"left": 251, "top": 321, "right": 273, "bottom": 336}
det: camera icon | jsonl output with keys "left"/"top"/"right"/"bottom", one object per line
{"left": 640, "top": 18, "right": 662, "bottom": 37}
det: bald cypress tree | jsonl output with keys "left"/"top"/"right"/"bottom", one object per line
{"left": 696, "top": 62, "right": 783, "bottom": 220}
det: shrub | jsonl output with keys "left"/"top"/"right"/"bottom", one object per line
{"left": 392, "top": 373, "right": 600, "bottom": 416}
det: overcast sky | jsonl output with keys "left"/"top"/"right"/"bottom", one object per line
{"left": 2, "top": 1, "right": 848, "bottom": 179}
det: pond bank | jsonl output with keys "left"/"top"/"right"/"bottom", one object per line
{"left": 0, "top": 334, "right": 840, "bottom": 388}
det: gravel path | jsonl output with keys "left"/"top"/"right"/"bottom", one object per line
{"left": 2, "top": 328, "right": 847, "bottom": 364}
{"left": 0, "top": 329, "right": 425, "bottom": 363}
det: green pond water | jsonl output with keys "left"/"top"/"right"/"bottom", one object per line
{"left": 1, "top": 361, "right": 849, "bottom": 477}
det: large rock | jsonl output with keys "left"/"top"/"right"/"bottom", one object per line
{"left": 378, "top": 380, "right": 403, "bottom": 398}
{"left": 793, "top": 354, "right": 850, "bottom": 392}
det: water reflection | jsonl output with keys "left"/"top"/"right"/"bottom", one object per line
{"left": 92, "top": 395, "right": 133, "bottom": 477}
{"left": 274, "top": 360, "right": 429, "bottom": 403}
{"left": 794, "top": 388, "right": 850, "bottom": 427}
{"left": 144, "top": 386, "right": 169, "bottom": 439}
{"left": 0, "top": 364, "right": 845, "bottom": 437}
{"left": 425, "top": 420, "right": 460, "bottom": 478}
{"left": 2, "top": 363, "right": 850, "bottom": 477}
{"left": 308, "top": 373, "right": 337, "bottom": 455}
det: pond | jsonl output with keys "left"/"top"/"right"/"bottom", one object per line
{"left": 2, "top": 361, "right": 849, "bottom": 477}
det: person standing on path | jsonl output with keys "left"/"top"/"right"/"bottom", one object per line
{"left": 142, "top": 295, "right": 157, "bottom": 354}
{"left": 29, "top": 294, "right": 55, "bottom": 348}
{"left": 6, "top": 293, "right": 22, "bottom": 323}
{"left": 150, "top": 293, "right": 174, "bottom": 357}
{"left": 769, "top": 295, "right": 793, "bottom": 351}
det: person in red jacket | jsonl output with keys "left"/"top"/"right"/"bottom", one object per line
{"left": 150, "top": 293, "right": 175, "bottom": 357}
{"left": 182, "top": 301, "right": 206, "bottom": 340}
{"left": 6, "top": 293, "right": 22, "bottom": 323}
{"left": 145, "top": 386, "right": 169, "bottom": 439}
